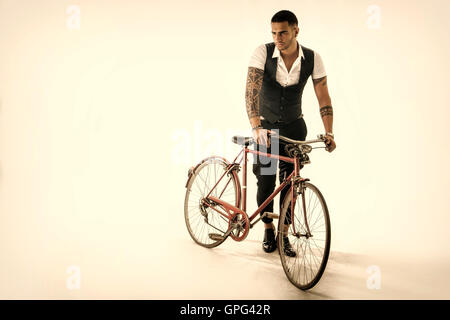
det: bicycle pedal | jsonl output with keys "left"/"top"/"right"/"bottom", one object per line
{"left": 209, "top": 233, "right": 225, "bottom": 241}
{"left": 264, "top": 212, "right": 279, "bottom": 219}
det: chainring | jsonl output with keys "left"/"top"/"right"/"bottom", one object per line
{"left": 228, "top": 212, "right": 250, "bottom": 241}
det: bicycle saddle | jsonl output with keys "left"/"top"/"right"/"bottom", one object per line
{"left": 231, "top": 136, "right": 254, "bottom": 146}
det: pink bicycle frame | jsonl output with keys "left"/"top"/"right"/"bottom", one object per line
{"left": 200, "top": 143, "right": 310, "bottom": 237}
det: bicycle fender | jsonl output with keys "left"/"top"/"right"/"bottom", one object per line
{"left": 184, "top": 156, "right": 232, "bottom": 188}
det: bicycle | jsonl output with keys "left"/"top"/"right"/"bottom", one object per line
{"left": 184, "top": 132, "right": 331, "bottom": 290}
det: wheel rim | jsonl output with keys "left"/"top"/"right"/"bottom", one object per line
{"left": 184, "top": 159, "right": 239, "bottom": 247}
{"left": 279, "top": 183, "right": 330, "bottom": 289}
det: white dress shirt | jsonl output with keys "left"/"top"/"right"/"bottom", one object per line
{"left": 248, "top": 41, "right": 327, "bottom": 87}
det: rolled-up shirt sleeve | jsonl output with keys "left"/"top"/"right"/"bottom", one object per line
{"left": 248, "top": 44, "right": 267, "bottom": 70}
{"left": 312, "top": 51, "right": 327, "bottom": 79}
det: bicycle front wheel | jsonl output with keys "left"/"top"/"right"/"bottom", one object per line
{"left": 184, "top": 157, "right": 240, "bottom": 248}
{"left": 278, "top": 182, "right": 331, "bottom": 290}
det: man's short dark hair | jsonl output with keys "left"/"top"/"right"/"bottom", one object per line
{"left": 271, "top": 10, "right": 298, "bottom": 26}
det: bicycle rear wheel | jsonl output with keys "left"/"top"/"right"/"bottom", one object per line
{"left": 278, "top": 182, "right": 331, "bottom": 290}
{"left": 184, "top": 157, "right": 240, "bottom": 248}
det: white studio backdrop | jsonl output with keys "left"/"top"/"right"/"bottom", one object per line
{"left": 0, "top": 0, "right": 449, "bottom": 298}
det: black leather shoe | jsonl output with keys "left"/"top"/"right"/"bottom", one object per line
{"left": 262, "top": 228, "right": 277, "bottom": 253}
{"left": 283, "top": 236, "right": 297, "bottom": 257}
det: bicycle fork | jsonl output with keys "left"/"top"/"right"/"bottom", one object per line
{"left": 291, "top": 179, "right": 313, "bottom": 239}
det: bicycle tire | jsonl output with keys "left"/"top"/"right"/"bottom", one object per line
{"left": 278, "top": 182, "right": 331, "bottom": 290}
{"left": 184, "top": 157, "right": 240, "bottom": 248}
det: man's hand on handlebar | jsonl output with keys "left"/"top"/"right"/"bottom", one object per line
{"left": 252, "top": 127, "right": 273, "bottom": 147}
{"left": 324, "top": 135, "right": 336, "bottom": 152}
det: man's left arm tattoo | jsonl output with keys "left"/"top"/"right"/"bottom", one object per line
{"left": 320, "top": 105, "right": 333, "bottom": 118}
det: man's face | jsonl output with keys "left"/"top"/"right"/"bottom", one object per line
{"left": 271, "top": 21, "right": 298, "bottom": 52}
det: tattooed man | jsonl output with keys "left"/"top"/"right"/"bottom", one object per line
{"left": 245, "top": 10, "right": 336, "bottom": 256}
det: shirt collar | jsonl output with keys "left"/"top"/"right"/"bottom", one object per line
{"left": 272, "top": 40, "right": 304, "bottom": 60}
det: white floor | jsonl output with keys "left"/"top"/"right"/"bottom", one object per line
{"left": 2, "top": 221, "right": 449, "bottom": 300}
{"left": 164, "top": 236, "right": 450, "bottom": 300}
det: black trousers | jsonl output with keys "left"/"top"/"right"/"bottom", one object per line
{"left": 252, "top": 116, "right": 307, "bottom": 225}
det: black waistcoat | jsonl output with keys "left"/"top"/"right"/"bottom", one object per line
{"left": 260, "top": 42, "right": 314, "bottom": 124}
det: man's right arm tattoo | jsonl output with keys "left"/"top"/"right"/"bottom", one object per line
{"left": 313, "top": 76, "right": 327, "bottom": 87}
{"left": 245, "top": 67, "right": 264, "bottom": 120}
